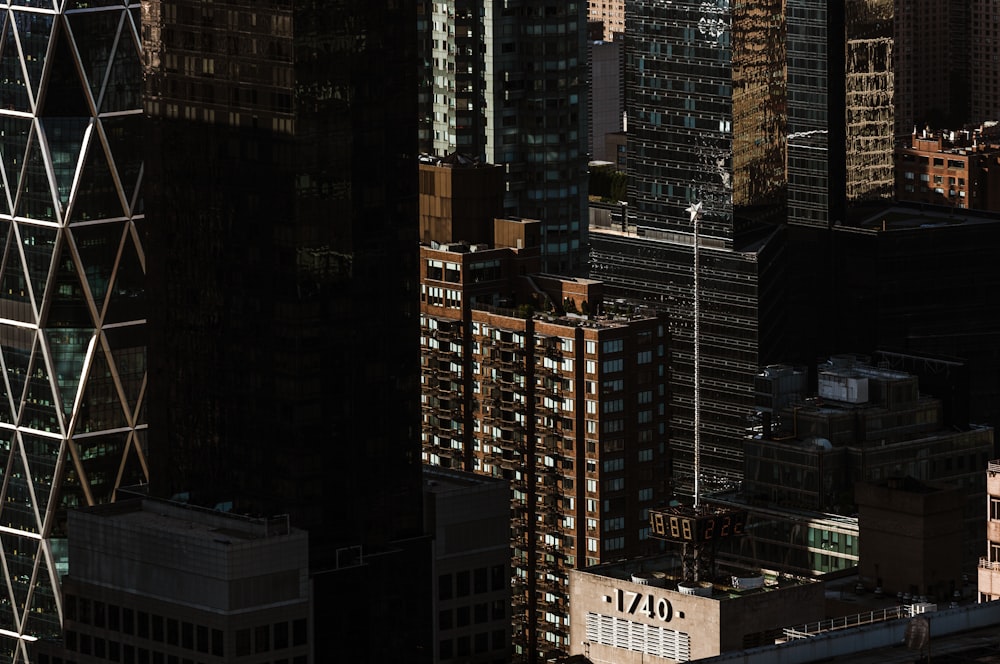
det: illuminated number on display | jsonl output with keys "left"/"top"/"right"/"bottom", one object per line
{"left": 681, "top": 518, "right": 692, "bottom": 540}
{"left": 721, "top": 515, "right": 731, "bottom": 537}
{"left": 657, "top": 598, "right": 673, "bottom": 622}
{"left": 703, "top": 518, "right": 714, "bottom": 540}
{"left": 733, "top": 513, "right": 745, "bottom": 535}
{"left": 669, "top": 516, "right": 680, "bottom": 538}
{"left": 652, "top": 512, "right": 665, "bottom": 536}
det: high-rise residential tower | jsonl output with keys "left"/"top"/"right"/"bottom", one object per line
{"left": 143, "top": 2, "right": 429, "bottom": 661}
{"left": 418, "top": 0, "right": 589, "bottom": 272}
{"left": 0, "top": 3, "right": 147, "bottom": 660}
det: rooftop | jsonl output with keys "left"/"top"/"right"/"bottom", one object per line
{"left": 577, "top": 554, "right": 818, "bottom": 601}
{"left": 81, "top": 498, "right": 294, "bottom": 543}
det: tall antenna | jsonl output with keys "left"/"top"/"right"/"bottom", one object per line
{"left": 686, "top": 202, "right": 704, "bottom": 509}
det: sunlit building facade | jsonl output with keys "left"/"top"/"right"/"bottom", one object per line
{"left": 418, "top": 0, "right": 590, "bottom": 272}
{"left": 0, "top": 2, "right": 147, "bottom": 661}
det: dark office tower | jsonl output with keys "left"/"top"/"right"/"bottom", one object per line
{"left": 627, "top": 0, "right": 786, "bottom": 243}
{"left": 787, "top": 0, "right": 845, "bottom": 229}
{"left": 590, "top": 1, "right": 787, "bottom": 493}
{"left": 418, "top": 1, "right": 589, "bottom": 273}
{"left": 143, "top": 2, "right": 428, "bottom": 661}
{"left": 0, "top": 2, "right": 147, "bottom": 659}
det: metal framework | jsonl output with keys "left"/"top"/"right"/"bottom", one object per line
{"left": 0, "top": 3, "right": 147, "bottom": 661}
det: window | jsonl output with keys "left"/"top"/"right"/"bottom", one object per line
{"left": 292, "top": 619, "right": 307, "bottom": 646}
{"left": 456, "top": 571, "right": 470, "bottom": 597}
{"left": 637, "top": 350, "right": 653, "bottom": 364}
{"left": 438, "top": 574, "right": 453, "bottom": 600}
{"left": 602, "top": 359, "right": 624, "bottom": 373}
{"left": 991, "top": 498, "right": 1000, "bottom": 521}
{"left": 602, "top": 339, "right": 624, "bottom": 353}
{"left": 603, "top": 537, "right": 625, "bottom": 551}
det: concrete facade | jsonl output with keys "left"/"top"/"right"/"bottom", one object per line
{"left": 424, "top": 467, "right": 511, "bottom": 663}
{"left": 568, "top": 557, "right": 824, "bottom": 663}
{"left": 857, "top": 477, "right": 964, "bottom": 600}
{"left": 979, "top": 460, "right": 1000, "bottom": 602}
{"left": 31, "top": 499, "right": 310, "bottom": 664}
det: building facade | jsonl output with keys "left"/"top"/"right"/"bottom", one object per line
{"left": 0, "top": 3, "right": 147, "bottom": 659}
{"left": 895, "top": 129, "right": 1000, "bottom": 212}
{"left": 418, "top": 0, "right": 590, "bottom": 272}
{"left": 31, "top": 498, "right": 310, "bottom": 664}
{"left": 589, "top": 40, "right": 624, "bottom": 164}
{"left": 424, "top": 467, "right": 511, "bottom": 664}
{"left": 970, "top": 0, "right": 1000, "bottom": 124}
{"left": 979, "top": 460, "right": 1000, "bottom": 602}
{"left": 142, "top": 2, "right": 429, "bottom": 662}
{"left": 568, "top": 556, "right": 824, "bottom": 662}
{"left": 588, "top": 0, "right": 789, "bottom": 495}
{"left": 419, "top": 214, "right": 671, "bottom": 661}
{"left": 589, "top": 221, "right": 787, "bottom": 495}
{"left": 588, "top": 0, "right": 625, "bottom": 41}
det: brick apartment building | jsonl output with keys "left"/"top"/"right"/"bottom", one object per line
{"left": 895, "top": 127, "right": 1000, "bottom": 212}
{"left": 418, "top": 157, "right": 671, "bottom": 661}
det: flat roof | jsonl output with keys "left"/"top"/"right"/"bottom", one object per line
{"left": 576, "top": 554, "right": 817, "bottom": 601}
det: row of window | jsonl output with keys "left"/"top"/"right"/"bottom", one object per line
{"left": 439, "top": 631, "right": 507, "bottom": 660}
{"left": 438, "top": 565, "right": 507, "bottom": 600}
{"left": 439, "top": 601, "right": 507, "bottom": 629}
{"left": 64, "top": 595, "right": 306, "bottom": 658}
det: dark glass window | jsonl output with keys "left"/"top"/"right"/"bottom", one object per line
{"left": 138, "top": 612, "right": 149, "bottom": 639}
{"left": 474, "top": 567, "right": 487, "bottom": 593}
{"left": 94, "top": 601, "right": 106, "bottom": 628}
{"left": 108, "top": 604, "right": 120, "bottom": 631}
{"left": 235, "top": 629, "right": 251, "bottom": 656}
{"left": 196, "top": 624, "right": 209, "bottom": 652}
{"left": 456, "top": 606, "right": 470, "bottom": 627}
{"left": 211, "top": 628, "right": 224, "bottom": 656}
{"left": 292, "top": 619, "right": 307, "bottom": 646}
{"left": 182, "top": 622, "right": 193, "bottom": 649}
{"left": 491, "top": 565, "right": 505, "bottom": 591}
{"left": 474, "top": 603, "right": 488, "bottom": 624}
{"left": 255, "top": 625, "right": 270, "bottom": 652}
{"left": 123, "top": 609, "right": 134, "bottom": 635}
{"left": 273, "top": 622, "right": 289, "bottom": 650}
{"left": 456, "top": 571, "right": 470, "bottom": 597}
{"left": 438, "top": 573, "right": 452, "bottom": 600}
{"left": 439, "top": 609, "right": 452, "bottom": 630}
{"left": 167, "top": 619, "right": 179, "bottom": 646}
{"left": 152, "top": 615, "right": 164, "bottom": 642}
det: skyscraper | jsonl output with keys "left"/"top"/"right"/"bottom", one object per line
{"left": 0, "top": 3, "right": 146, "bottom": 660}
{"left": 419, "top": 0, "right": 590, "bottom": 272}
{"left": 143, "top": 2, "right": 429, "bottom": 661}
{"left": 590, "top": 0, "right": 788, "bottom": 492}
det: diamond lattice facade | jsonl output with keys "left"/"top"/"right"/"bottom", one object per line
{"left": 0, "top": 2, "right": 146, "bottom": 661}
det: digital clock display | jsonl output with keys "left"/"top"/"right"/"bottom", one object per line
{"left": 647, "top": 508, "right": 747, "bottom": 543}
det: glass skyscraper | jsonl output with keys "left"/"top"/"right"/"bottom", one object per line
{"left": 419, "top": 0, "right": 590, "bottom": 273}
{"left": 0, "top": 2, "right": 146, "bottom": 661}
